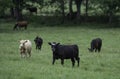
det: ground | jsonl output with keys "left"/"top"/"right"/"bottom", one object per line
{"left": 0, "top": 22, "right": 120, "bottom": 79}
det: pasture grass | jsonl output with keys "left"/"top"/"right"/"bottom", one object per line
{"left": 0, "top": 22, "right": 120, "bottom": 79}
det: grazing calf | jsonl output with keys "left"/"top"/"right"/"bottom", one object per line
{"left": 27, "top": 7, "right": 37, "bottom": 14}
{"left": 34, "top": 36, "right": 43, "bottom": 50}
{"left": 88, "top": 38, "right": 102, "bottom": 52}
{"left": 19, "top": 40, "right": 32, "bottom": 57}
{"left": 66, "top": 12, "right": 77, "bottom": 20}
{"left": 48, "top": 42, "right": 80, "bottom": 67}
{"left": 13, "top": 21, "right": 28, "bottom": 30}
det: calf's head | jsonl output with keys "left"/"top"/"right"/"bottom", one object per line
{"left": 48, "top": 42, "right": 60, "bottom": 52}
{"left": 34, "top": 36, "right": 39, "bottom": 44}
{"left": 88, "top": 48, "right": 93, "bottom": 52}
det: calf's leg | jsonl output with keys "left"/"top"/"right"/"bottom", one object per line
{"left": 20, "top": 52, "right": 23, "bottom": 58}
{"left": 28, "top": 51, "right": 31, "bottom": 57}
{"left": 25, "top": 25, "right": 27, "bottom": 30}
{"left": 95, "top": 48, "right": 97, "bottom": 52}
{"left": 61, "top": 59, "right": 64, "bottom": 66}
{"left": 75, "top": 57, "right": 80, "bottom": 67}
{"left": 98, "top": 47, "right": 101, "bottom": 52}
{"left": 71, "top": 58, "right": 75, "bottom": 67}
{"left": 38, "top": 46, "right": 41, "bottom": 50}
{"left": 13, "top": 24, "right": 18, "bottom": 30}
{"left": 36, "top": 45, "right": 38, "bottom": 49}
{"left": 52, "top": 58, "right": 56, "bottom": 65}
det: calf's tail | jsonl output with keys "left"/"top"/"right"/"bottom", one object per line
{"left": 75, "top": 45, "right": 79, "bottom": 56}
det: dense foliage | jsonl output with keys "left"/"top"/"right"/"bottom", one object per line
{"left": 0, "top": 0, "right": 119, "bottom": 23}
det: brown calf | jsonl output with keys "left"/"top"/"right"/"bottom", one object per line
{"left": 13, "top": 21, "right": 28, "bottom": 30}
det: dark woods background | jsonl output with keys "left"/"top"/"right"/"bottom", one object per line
{"left": 0, "top": 0, "right": 120, "bottom": 26}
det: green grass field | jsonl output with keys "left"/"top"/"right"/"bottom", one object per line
{"left": 0, "top": 22, "right": 120, "bottom": 79}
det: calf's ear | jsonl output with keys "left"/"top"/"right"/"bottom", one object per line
{"left": 48, "top": 42, "right": 51, "bottom": 45}
{"left": 23, "top": 40, "right": 28, "bottom": 45}
{"left": 56, "top": 43, "right": 60, "bottom": 46}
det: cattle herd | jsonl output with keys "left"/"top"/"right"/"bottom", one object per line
{"left": 19, "top": 36, "right": 102, "bottom": 67}
{"left": 12, "top": 7, "right": 103, "bottom": 67}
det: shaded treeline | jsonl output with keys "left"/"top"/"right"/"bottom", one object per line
{"left": 0, "top": 0, "right": 120, "bottom": 24}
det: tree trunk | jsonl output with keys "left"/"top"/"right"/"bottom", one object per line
{"left": 68, "top": 0, "right": 74, "bottom": 20}
{"left": 75, "top": 0, "right": 83, "bottom": 22}
{"left": 85, "top": 0, "right": 88, "bottom": 16}
{"left": 10, "top": 7, "right": 15, "bottom": 17}
{"left": 60, "top": 0, "right": 65, "bottom": 23}
{"left": 0, "top": 8, "right": 5, "bottom": 18}
{"left": 69, "top": 0, "right": 73, "bottom": 13}
{"left": 12, "top": 0, "right": 23, "bottom": 21}
{"left": 108, "top": 11, "right": 113, "bottom": 24}
{"left": 85, "top": 0, "right": 89, "bottom": 22}
{"left": 14, "top": 6, "right": 23, "bottom": 21}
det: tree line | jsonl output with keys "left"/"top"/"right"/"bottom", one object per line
{"left": 0, "top": 0, "right": 120, "bottom": 23}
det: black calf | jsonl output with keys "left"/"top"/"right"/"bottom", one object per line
{"left": 88, "top": 38, "right": 102, "bottom": 52}
{"left": 27, "top": 7, "right": 37, "bottom": 14}
{"left": 34, "top": 36, "right": 43, "bottom": 50}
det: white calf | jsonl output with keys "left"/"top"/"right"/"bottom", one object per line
{"left": 19, "top": 40, "right": 32, "bottom": 57}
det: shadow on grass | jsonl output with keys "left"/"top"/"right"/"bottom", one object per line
{"left": 0, "top": 15, "right": 119, "bottom": 33}
{"left": 26, "top": 15, "right": 120, "bottom": 28}
{"left": 0, "top": 28, "right": 28, "bottom": 34}
{"left": 0, "top": 28, "right": 13, "bottom": 33}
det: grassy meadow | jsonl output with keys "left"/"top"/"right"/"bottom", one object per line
{"left": 0, "top": 21, "right": 120, "bottom": 79}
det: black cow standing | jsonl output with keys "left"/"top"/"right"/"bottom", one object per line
{"left": 34, "top": 36, "right": 43, "bottom": 50}
{"left": 27, "top": 7, "right": 37, "bottom": 14}
{"left": 48, "top": 42, "right": 80, "bottom": 67}
{"left": 88, "top": 38, "right": 102, "bottom": 52}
